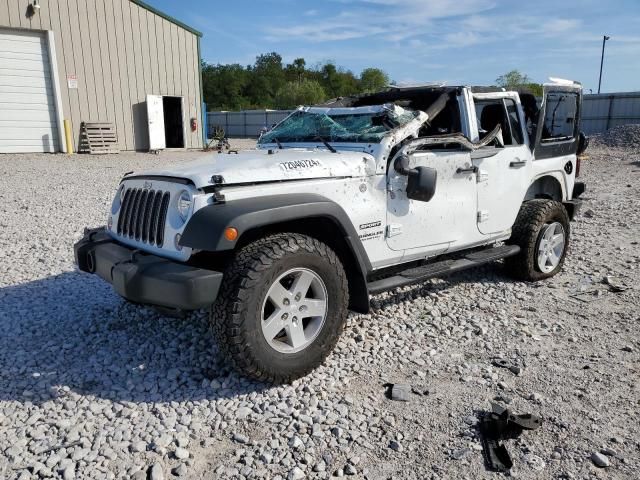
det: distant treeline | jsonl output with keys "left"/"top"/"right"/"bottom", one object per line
{"left": 202, "top": 52, "right": 390, "bottom": 110}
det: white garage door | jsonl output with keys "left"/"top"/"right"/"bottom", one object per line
{"left": 0, "top": 28, "right": 59, "bottom": 153}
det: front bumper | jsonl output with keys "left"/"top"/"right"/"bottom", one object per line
{"left": 74, "top": 228, "right": 223, "bottom": 310}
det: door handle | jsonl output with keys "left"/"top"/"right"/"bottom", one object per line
{"left": 456, "top": 166, "right": 478, "bottom": 174}
{"left": 509, "top": 160, "right": 527, "bottom": 168}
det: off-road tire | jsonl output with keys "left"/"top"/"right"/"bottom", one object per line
{"left": 506, "top": 199, "right": 570, "bottom": 281}
{"left": 211, "top": 233, "right": 348, "bottom": 383}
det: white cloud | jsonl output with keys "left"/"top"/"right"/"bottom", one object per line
{"left": 265, "top": 0, "right": 496, "bottom": 43}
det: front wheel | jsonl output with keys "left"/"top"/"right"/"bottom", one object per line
{"left": 211, "top": 233, "right": 348, "bottom": 383}
{"left": 506, "top": 199, "right": 570, "bottom": 281}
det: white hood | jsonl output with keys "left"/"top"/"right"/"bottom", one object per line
{"left": 131, "top": 148, "right": 376, "bottom": 188}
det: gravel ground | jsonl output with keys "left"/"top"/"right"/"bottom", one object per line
{"left": 0, "top": 138, "right": 638, "bottom": 480}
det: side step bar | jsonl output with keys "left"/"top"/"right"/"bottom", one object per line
{"left": 367, "top": 245, "right": 520, "bottom": 295}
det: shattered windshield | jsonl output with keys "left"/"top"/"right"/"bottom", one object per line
{"left": 258, "top": 104, "right": 419, "bottom": 145}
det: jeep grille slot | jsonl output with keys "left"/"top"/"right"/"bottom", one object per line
{"left": 116, "top": 188, "right": 171, "bottom": 247}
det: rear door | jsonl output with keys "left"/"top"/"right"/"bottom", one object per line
{"left": 471, "top": 92, "right": 532, "bottom": 235}
{"left": 533, "top": 83, "right": 582, "bottom": 160}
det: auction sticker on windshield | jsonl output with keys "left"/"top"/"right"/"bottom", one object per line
{"left": 279, "top": 159, "right": 322, "bottom": 171}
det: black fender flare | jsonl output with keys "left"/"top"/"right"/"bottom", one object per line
{"left": 180, "top": 193, "right": 372, "bottom": 280}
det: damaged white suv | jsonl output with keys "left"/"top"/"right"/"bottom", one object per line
{"left": 75, "top": 79, "right": 587, "bottom": 382}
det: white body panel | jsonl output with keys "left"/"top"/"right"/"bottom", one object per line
{"left": 473, "top": 145, "right": 533, "bottom": 235}
{"left": 386, "top": 150, "right": 480, "bottom": 253}
{"left": 146, "top": 95, "right": 166, "bottom": 151}
{"left": 0, "top": 29, "right": 60, "bottom": 153}
{"left": 134, "top": 149, "right": 376, "bottom": 188}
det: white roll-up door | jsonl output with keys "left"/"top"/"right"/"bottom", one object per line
{"left": 0, "top": 28, "right": 59, "bottom": 153}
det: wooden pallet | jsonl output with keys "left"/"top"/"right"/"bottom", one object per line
{"left": 79, "top": 122, "right": 119, "bottom": 154}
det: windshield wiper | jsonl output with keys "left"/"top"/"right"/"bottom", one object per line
{"left": 314, "top": 136, "right": 337, "bottom": 153}
{"left": 273, "top": 137, "right": 283, "bottom": 149}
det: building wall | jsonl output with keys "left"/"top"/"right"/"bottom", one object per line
{"left": 0, "top": 0, "right": 203, "bottom": 151}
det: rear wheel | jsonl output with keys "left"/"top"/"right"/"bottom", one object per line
{"left": 506, "top": 199, "right": 570, "bottom": 281}
{"left": 211, "top": 233, "right": 348, "bottom": 383}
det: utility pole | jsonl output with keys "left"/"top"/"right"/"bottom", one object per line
{"left": 598, "top": 35, "right": 610, "bottom": 94}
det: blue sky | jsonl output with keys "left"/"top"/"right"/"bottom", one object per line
{"left": 150, "top": 0, "right": 640, "bottom": 93}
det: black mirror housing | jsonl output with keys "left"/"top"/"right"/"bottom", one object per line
{"left": 407, "top": 166, "right": 437, "bottom": 202}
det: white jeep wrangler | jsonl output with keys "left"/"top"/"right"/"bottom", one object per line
{"left": 75, "top": 80, "right": 587, "bottom": 382}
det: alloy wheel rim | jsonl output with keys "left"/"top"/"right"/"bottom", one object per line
{"left": 537, "top": 222, "right": 565, "bottom": 273}
{"left": 261, "top": 268, "right": 328, "bottom": 354}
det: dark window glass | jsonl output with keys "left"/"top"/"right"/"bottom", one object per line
{"left": 475, "top": 99, "right": 524, "bottom": 146}
{"left": 542, "top": 93, "right": 578, "bottom": 142}
{"left": 505, "top": 100, "right": 524, "bottom": 145}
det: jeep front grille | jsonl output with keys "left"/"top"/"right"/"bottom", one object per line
{"left": 117, "top": 188, "right": 170, "bottom": 246}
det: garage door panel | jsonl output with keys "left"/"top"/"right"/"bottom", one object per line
{"left": 0, "top": 74, "right": 52, "bottom": 89}
{"left": 0, "top": 108, "right": 57, "bottom": 121}
{"left": 0, "top": 29, "right": 59, "bottom": 153}
{"left": 0, "top": 138, "right": 59, "bottom": 146}
{"left": 0, "top": 39, "right": 48, "bottom": 55}
{"left": 0, "top": 144, "right": 57, "bottom": 153}
{"left": 0, "top": 29, "right": 45, "bottom": 42}
{"left": 0, "top": 120, "right": 57, "bottom": 129}
{"left": 0, "top": 67, "right": 51, "bottom": 80}
{"left": 0, "top": 127, "right": 58, "bottom": 140}
{"left": 0, "top": 58, "right": 51, "bottom": 72}
{"left": 0, "top": 92, "right": 55, "bottom": 105}
{"left": 0, "top": 83, "right": 53, "bottom": 95}
{"left": 0, "top": 50, "right": 49, "bottom": 62}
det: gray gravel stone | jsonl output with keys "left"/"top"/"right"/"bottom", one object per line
{"left": 172, "top": 463, "right": 188, "bottom": 477}
{"left": 287, "top": 466, "right": 305, "bottom": 480}
{"left": 149, "top": 462, "right": 165, "bottom": 480}
{"left": 591, "top": 452, "right": 611, "bottom": 468}
{"left": 391, "top": 384, "right": 411, "bottom": 402}
{"left": 1, "top": 143, "right": 639, "bottom": 480}
{"left": 174, "top": 447, "right": 189, "bottom": 460}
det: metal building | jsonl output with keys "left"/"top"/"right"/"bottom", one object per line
{"left": 0, "top": 0, "right": 204, "bottom": 153}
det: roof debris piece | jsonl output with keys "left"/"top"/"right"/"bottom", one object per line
{"left": 478, "top": 402, "right": 543, "bottom": 473}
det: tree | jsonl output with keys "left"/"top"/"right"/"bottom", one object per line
{"left": 201, "top": 62, "right": 250, "bottom": 110}
{"left": 360, "top": 68, "right": 389, "bottom": 93}
{"left": 200, "top": 52, "right": 393, "bottom": 110}
{"left": 495, "top": 70, "right": 543, "bottom": 97}
{"left": 245, "top": 52, "right": 286, "bottom": 108}
{"left": 275, "top": 79, "right": 327, "bottom": 109}
{"left": 285, "top": 58, "right": 307, "bottom": 83}
{"left": 315, "top": 62, "right": 359, "bottom": 98}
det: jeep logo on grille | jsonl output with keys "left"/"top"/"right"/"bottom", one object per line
{"left": 143, "top": 181, "right": 153, "bottom": 190}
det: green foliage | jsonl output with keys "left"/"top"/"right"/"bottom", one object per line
{"left": 274, "top": 80, "right": 327, "bottom": 109}
{"left": 201, "top": 62, "right": 250, "bottom": 111}
{"left": 201, "top": 53, "right": 391, "bottom": 110}
{"left": 360, "top": 68, "right": 390, "bottom": 93}
{"left": 495, "top": 70, "right": 543, "bottom": 97}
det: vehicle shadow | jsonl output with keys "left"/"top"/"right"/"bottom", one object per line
{"left": 0, "top": 263, "right": 520, "bottom": 406}
{"left": 0, "top": 271, "right": 268, "bottom": 405}
{"left": 370, "top": 262, "right": 520, "bottom": 312}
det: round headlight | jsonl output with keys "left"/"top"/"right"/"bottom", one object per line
{"left": 177, "top": 190, "right": 192, "bottom": 221}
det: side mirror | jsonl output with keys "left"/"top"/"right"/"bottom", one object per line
{"left": 407, "top": 166, "right": 437, "bottom": 202}
{"left": 394, "top": 155, "right": 437, "bottom": 202}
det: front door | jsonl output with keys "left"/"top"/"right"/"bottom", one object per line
{"left": 386, "top": 150, "right": 478, "bottom": 252}
{"left": 471, "top": 92, "right": 532, "bottom": 235}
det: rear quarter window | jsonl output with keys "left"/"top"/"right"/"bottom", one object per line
{"left": 542, "top": 93, "right": 578, "bottom": 142}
